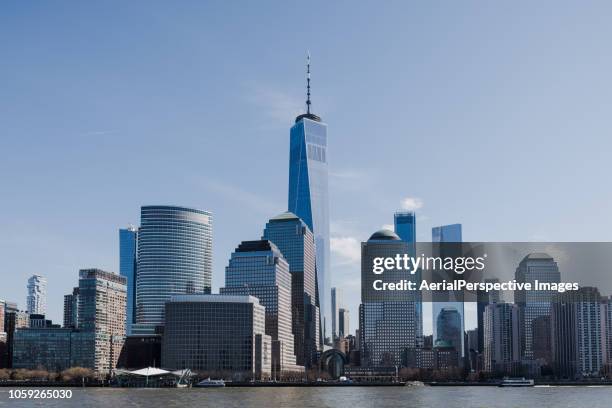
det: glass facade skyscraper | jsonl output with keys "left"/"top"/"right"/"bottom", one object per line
{"left": 436, "top": 307, "right": 463, "bottom": 354}
{"left": 262, "top": 212, "right": 320, "bottom": 367}
{"left": 221, "top": 240, "right": 303, "bottom": 375}
{"left": 394, "top": 211, "right": 422, "bottom": 347}
{"left": 394, "top": 212, "right": 416, "bottom": 249}
{"left": 119, "top": 226, "right": 137, "bottom": 335}
{"left": 134, "top": 205, "right": 212, "bottom": 334}
{"left": 288, "top": 113, "right": 330, "bottom": 341}
{"left": 432, "top": 223, "right": 462, "bottom": 243}
{"left": 431, "top": 223, "right": 465, "bottom": 358}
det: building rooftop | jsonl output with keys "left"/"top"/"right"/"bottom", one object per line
{"left": 235, "top": 240, "right": 282, "bottom": 256}
{"left": 368, "top": 229, "right": 401, "bottom": 241}
{"left": 169, "top": 294, "right": 260, "bottom": 305}
{"left": 269, "top": 211, "right": 300, "bottom": 221}
{"left": 295, "top": 113, "right": 321, "bottom": 123}
{"left": 523, "top": 252, "right": 553, "bottom": 260}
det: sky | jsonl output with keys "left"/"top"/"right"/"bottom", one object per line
{"left": 1, "top": 1, "right": 611, "bottom": 335}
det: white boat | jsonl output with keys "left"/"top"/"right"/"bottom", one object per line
{"left": 498, "top": 377, "right": 534, "bottom": 387}
{"left": 195, "top": 378, "right": 226, "bottom": 388}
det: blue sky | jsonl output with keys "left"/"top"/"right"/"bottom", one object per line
{"left": 1, "top": 1, "right": 611, "bottom": 334}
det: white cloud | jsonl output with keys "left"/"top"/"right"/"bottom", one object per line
{"left": 330, "top": 236, "right": 361, "bottom": 266}
{"left": 245, "top": 82, "right": 303, "bottom": 125}
{"left": 400, "top": 197, "right": 424, "bottom": 211}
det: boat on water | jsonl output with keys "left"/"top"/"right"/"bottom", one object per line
{"left": 195, "top": 378, "right": 226, "bottom": 388}
{"left": 498, "top": 377, "right": 534, "bottom": 387}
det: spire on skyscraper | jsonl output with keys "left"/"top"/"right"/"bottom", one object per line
{"left": 295, "top": 51, "right": 321, "bottom": 123}
{"left": 306, "top": 51, "right": 311, "bottom": 114}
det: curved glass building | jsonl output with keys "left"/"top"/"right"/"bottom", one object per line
{"left": 135, "top": 205, "right": 212, "bottom": 333}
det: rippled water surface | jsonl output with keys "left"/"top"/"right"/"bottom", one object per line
{"left": 2, "top": 385, "right": 612, "bottom": 407}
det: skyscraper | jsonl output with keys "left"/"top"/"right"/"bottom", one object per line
{"left": 339, "top": 308, "right": 350, "bottom": 337}
{"left": 119, "top": 225, "right": 137, "bottom": 335}
{"left": 515, "top": 253, "right": 560, "bottom": 360}
{"left": 75, "top": 269, "right": 127, "bottom": 372}
{"left": 483, "top": 303, "right": 520, "bottom": 374}
{"left": 551, "top": 287, "right": 602, "bottom": 379}
{"left": 394, "top": 211, "right": 422, "bottom": 347}
{"left": 134, "top": 205, "right": 212, "bottom": 334}
{"left": 63, "top": 287, "right": 79, "bottom": 328}
{"left": 603, "top": 296, "right": 612, "bottom": 368}
{"left": 331, "top": 287, "right": 342, "bottom": 340}
{"left": 27, "top": 275, "right": 46, "bottom": 315}
{"left": 394, "top": 212, "right": 416, "bottom": 247}
{"left": 431, "top": 224, "right": 464, "bottom": 359}
{"left": 221, "top": 240, "right": 303, "bottom": 375}
{"left": 262, "top": 212, "right": 320, "bottom": 367}
{"left": 476, "top": 277, "right": 501, "bottom": 353}
{"left": 360, "top": 229, "right": 419, "bottom": 367}
{"left": 288, "top": 56, "right": 331, "bottom": 340}
{"left": 436, "top": 307, "right": 463, "bottom": 354}
{"left": 432, "top": 224, "right": 462, "bottom": 243}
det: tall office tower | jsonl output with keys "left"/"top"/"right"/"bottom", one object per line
{"left": 466, "top": 328, "right": 480, "bottom": 371}
{"left": 436, "top": 307, "right": 463, "bottom": 353}
{"left": 0, "top": 300, "right": 5, "bottom": 335}
{"left": 483, "top": 303, "right": 520, "bottom": 374}
{"left": 394, "top": 212, "right": 416, "bottom": 248}
{"left": 603, "top": 296, "right": 612, "bottom": 366}
{"left": 551, "top": 287, "right": 602, "bottom": 379}
{"left": 394, "top": 211, "right": 422, "bottom": 347}
{"left": 288, "top": 56, "right": 331, "bottom": 341}
{"left": 360, "top": 230, "right": 419, "bottom": 367}
{"left": 532, "top": 315, "right": 552, "bottom": 364}
{"left": 26, "top": 275, "right": 47, "bottom": 315}
{"left": 262, "top": 212, "right": 320, "bottom": 367}
{"left": 221, "top": 240, "right": 303, "bottom": 375}
{"left": 339, "top": 308, "right": 350, "bottom": 337}
{"left": 134, "top": 205, "right": 212, "bottom": 334}
{"left": 431, "top": 224, "right": 464, "bottom": 358}
{"left": 514, "top": 253, "right": 560, "bottom": 359}
{"left": 76, "top": 269, "right": 126, "bottom": 372}
{"left": 331, "top": 287, "right": 342, "bottom": 339}
{"left": 119, "top": 225, "right": 138, "bottom": 335}
{"left": 63, "top": 287, "right": 79, "bottom": 328}
{"left": 162, "top": 295, "right": 272, "bottom": 380}
{"left": 476, "top": 278, "right": 501, "bottom": 353}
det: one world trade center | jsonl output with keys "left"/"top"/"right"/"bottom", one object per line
{"left": 288, "top": 54, "right": 331, "bottom": 343}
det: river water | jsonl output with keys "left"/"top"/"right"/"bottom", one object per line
{"left": 1, "top": 385, "right": 611, "bottom": 407}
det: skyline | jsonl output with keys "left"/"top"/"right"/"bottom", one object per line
{"left": 2, "top": 2, "right": 612, "bottom": 334}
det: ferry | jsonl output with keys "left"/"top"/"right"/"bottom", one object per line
{"left": 498, "top": 377, "right": 535, "bottom": 387}
{"left": 196, "top": 378, "right": 226, "bottom": 388}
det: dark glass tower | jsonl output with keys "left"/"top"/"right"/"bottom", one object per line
{"left": 432, "top": 223, "right": 465, "bottom": 358}
{"left": 288, "top": 56, "right": 331, "bottom": 340}
{"left": 119, "top": 226, "right": 137, "bottom": 335}
{"left": 263, "top": 212, "right": 320, "bottom": 367}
